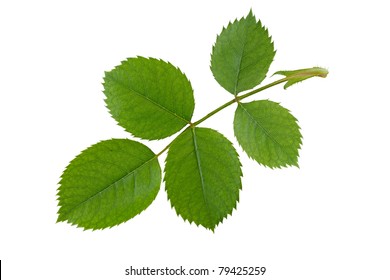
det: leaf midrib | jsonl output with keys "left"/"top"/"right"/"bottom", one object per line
{"left": 191, "top": 128, "right": 212, "bottom": 218}
{"left": 233, "top": 20, "right": 249, "bottom": 95}
{"left": 233, "top": 21, "right": 263, "bottom": 94}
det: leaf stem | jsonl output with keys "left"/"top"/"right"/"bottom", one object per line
{"left": 155, "top": 127, "right": 191, "bottom": 157}
{"left": 155, "top": 142, "right": 171, "bottom": 157}
{"left": 191, "top": 98, "right": 237, "bottom": 127}
{"left": 155, "top": 77, "right": 288, "bottom": 158}
{"left": 237, "top": 77, "right": 289, "bottom": 101}
{"left": 192, "top": 76, "right": 289, "bottom": 127}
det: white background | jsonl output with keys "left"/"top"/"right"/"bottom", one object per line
{"left": 1, "top": 0, "right": 389, "bottom": 279}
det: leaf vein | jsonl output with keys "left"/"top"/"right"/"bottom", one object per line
{"left": 191, "top": 128, "right": 211, "bottom": 216}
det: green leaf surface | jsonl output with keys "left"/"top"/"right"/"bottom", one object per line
{"left": 273, "top": 67, "right": 328, "bottom": 89}
{"left": 57, "top": 139, "right": 161, "bottom": 230}
{"left": 211, "top": 10, "right": 275, "bottom": 95}
{"left": 164, "top": 127, "right": 242, "bottom": 231}
{"left": 234, "top": 100, "right": 302, "bottom": 168}
{"left": 103, "top": 57, "right": 195, "bottom": 140}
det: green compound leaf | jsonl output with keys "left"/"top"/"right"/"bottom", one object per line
{"left": 211, "top": 10, "right": 275, "bottom": 95}
{"left": 274, "top": 67, "right": 329, "bottom": 89}
{"left": 164, "top": 127, "right": 242, "bottom": 231}
{"left": 57, "top": 139, "right": 161, "bottom": 230}
{"left": 234, "top": 100, "right": 302, "bottom": 168}
{"left": 103, "top": 57, "right": 195, "bottom": 140}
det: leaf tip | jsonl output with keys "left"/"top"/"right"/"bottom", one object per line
{"left": 316, "top": 66, "right": 329, "bottom": 78}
